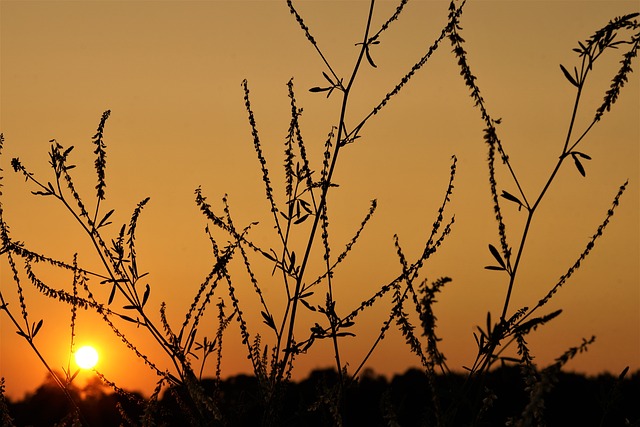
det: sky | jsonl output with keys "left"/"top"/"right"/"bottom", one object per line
{"left": 0, "top": 0, "right": 638, "bottom": 400}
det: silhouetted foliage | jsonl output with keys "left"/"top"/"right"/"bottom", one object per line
{"left": 0, "top": 1, "right": 638, "bottom": 426}
{"left": 4, "top": 368, "right": 640, "bottom": 426}
{"left": 5, "top": 372, "right": 144, "bottom": 427}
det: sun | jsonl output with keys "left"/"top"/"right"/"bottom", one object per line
{"left": 74, "top": 345, "right": 99, "bottom": 370}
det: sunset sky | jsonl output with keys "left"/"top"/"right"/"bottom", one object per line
{"left": 1, "top": 1, "right": 638, "bottom": 400}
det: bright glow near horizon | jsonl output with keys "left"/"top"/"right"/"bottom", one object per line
{"left": 74, "top": 346, "right": 99, "bottom": 370}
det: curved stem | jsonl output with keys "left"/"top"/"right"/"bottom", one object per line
{"left": 499, "top": 61, "right": 587, "bottom": 321}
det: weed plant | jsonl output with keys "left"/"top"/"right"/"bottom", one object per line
{"left": 1, "top": 1, "right": 638, "bottom": 426}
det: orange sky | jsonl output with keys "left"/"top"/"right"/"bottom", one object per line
{"left": 1, "top": 1, "right": 638, "bottom": 400}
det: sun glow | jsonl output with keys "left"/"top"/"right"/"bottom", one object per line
{"left": 74, "top": 345, "right": 99, "bottom": 370}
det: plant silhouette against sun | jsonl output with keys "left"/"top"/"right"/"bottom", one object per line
{"left": 0, "top": 1, "right": 638, "bottom": 426}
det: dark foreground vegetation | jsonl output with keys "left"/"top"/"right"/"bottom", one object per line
{"left": 3, "top": 367, "right": 639, "bottom": 426}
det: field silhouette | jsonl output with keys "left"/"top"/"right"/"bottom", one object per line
{"left": 4, "top": 367, "right": 639, "bottom": 426}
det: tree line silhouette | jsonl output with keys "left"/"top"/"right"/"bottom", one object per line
{"left": 3, "top": 366, "right": 639, "bottom": 426}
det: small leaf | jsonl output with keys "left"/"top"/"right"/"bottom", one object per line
{"left": 300, "top": 299, "right": 316, "bottom": 312}
{"left": 488, "top": 244, "right": 506, "bottom": 269}
{"left": 119, "top": 314, "right": 138, "bottom": 323}
{"left": 261, "top": 311, "right": 276, "bottom": 331}
{"left": 309, "top": 86, "right": 331, "bottom": 93}
{"left": 571, "top": 153, "right": 586, "bottom": 177}
{"left": 476, "top": 325, "right": 487, "bottom": 340}
{"left": 560, "top": 64, "right": 579, "bottom": 87}
{"left": 322, "top": 71, "right": 333, "bottom": 85}
{"left": 365, "top": 45, "right": 377, "bottom": 68}
{"left": 32, "top": 319, "right": 44, "bottom": 337}
{"left": 299, "top": 199, "right": 313, "bottom": 214}
{"left": 108, "top": 284, "right": 117, "bottom": 305}
{"left": 263, "top": 250, "right": 277, "bottom": 263}
{"left": 142, "top": 284, "right": 150, "bottom": 307}
{"left": 293, "top": 214, "right": 309, "bottom": 225}
{"left": 122, "top": 305, "right": 137, "bottom": 310}
{"left": 515, "top": 309, "right": 562, "bottom": 334}
{"left": 326, "top": 87, "right": 335, "bottom": 98}
{"left": 334, "top": 332, "right": 356, "bottom": 338}
{"left": 63, "top": 145, "right": 74, "bottom": 157}
{"left": 473, "top": 332, "right": 481, "bottom": 348}
{"left": 573, "top": 151, "right": 591, "bottom": 160}
{"left": 484, "top": 265, "right": 506, "bottom": 271}
{"left": 97, "top": 209, "right": 115, "bottom": 229}
{"left": 500, "top": 190, "right": 522, "bottom": 207}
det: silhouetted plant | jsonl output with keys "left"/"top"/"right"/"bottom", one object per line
{"left": 0, "top": 1, "right": 638, "bottom": 426}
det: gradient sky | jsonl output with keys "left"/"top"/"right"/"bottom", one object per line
{"left": 1, "top": 1, "right": 638, "bottom": 400}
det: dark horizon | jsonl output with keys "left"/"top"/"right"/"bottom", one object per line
{"left": 4, "top": 365, "right": 640, "bottom": 426}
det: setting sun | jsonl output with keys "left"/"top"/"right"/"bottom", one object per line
{"left": 74, "top": 345, "right": 99, "bottom": 370}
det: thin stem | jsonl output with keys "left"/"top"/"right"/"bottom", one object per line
{"left": 279, "top": 0, "right": 377, "bottom": 379}
{"left": 499, "top": 52, "right": 589, "bottom": 321}
{"left": 286, "top": 0, "right": 342, "bottom": 89}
